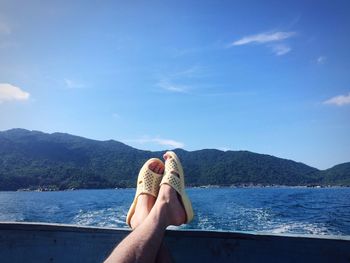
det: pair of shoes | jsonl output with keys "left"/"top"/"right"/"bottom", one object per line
{"left": 126, "top": 151, "right": 194, "bottom": 227}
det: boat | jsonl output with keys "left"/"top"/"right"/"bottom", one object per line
{"left": 1, "top": 222, "right": 350, "bottom": 262}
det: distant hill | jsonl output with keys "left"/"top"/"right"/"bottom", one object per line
{"left": 0, "top": 129, "right": 348, "bottom": 190}
{"left": 319, "top": 163, "right": 350, "bottom": 185}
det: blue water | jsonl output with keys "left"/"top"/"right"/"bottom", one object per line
{"left": 1, "top": 187, "right": 350, "bottom": 236}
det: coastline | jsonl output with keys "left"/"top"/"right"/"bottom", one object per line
{"left": 8, "top": 184, "right": 349, "bottom": 193}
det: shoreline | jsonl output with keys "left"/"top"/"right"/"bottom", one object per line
{"left": 2, "top": 184, "right": 348, "bottom": 193}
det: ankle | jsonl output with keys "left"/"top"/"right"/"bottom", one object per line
{"left": 149, "top": 201, "right": 171, "bottom": 228}
{"left": 154, "top": 196, "right": 171, "bottom": 213}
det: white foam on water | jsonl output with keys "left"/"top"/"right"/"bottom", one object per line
{"left": 67, "top": 204, "right": 335, "bottom": 235}
{"left": 0, "top": 213, "right": 24, "bottom": 221}
{"left": 194, "top": 212, "right": 218, "bottom": 231}
{"left": 266, "top": 222, "right": 330, "bottom": 235}
{"left": 72, "top": 207, "right": 128, "bottom": 228}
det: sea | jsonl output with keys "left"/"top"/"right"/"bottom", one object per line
{"left": 1, "top": 187, "right": 350, "bottom": 236}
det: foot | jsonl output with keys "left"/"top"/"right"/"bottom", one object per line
{"left": 130, "top": 160, "right": 164, "bottom": 229}
{"left": 156, "top": 154, "right": 186, "bottom": 226}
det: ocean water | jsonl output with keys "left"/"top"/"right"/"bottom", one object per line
{"left": 0, "top": 187, "right": 350, "bottom": 236}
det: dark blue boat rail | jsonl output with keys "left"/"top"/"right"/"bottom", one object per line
{"left": 1, "top": 222, "right": 349, "bottom": 262}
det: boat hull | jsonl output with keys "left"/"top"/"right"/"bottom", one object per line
{"left": 1, "top": 222, "right": 350, "bottom": 263}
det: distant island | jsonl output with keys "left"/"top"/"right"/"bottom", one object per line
{"left": 0, "top": 128, "right": 349, "bottom": 191}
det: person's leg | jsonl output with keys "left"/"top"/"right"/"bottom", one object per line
{"left": 130, "top": 194, "right": 173, "bottom": 263}
{"left": 128, "top": 161, "right": 173, "bottom": 263}
{"left": 129, "top": 160, "right": 161, "bottom": 229}
{"left": 104, "top": 184, "right": 185, "bottom": 263}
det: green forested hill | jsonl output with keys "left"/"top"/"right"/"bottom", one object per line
{"left": 0, "top": 129, "right": 348, "bottom": 190}
{"left": 318, "top": 163, "right": 350, "bottom": 185}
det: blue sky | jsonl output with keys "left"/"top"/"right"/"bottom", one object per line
{"left": 0, "top": 0, "right": 349, "bottom": 169}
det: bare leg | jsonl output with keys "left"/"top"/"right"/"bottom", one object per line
{"left": 104, "top": 184, "right": 185, "bottom": 263}
{"left": 128, "top": 161, "right": 173, "bottom": 263}
{"left": 130, "top": 194, "right": 173, "bottom": 263}
{"left": 130, "top": 161, "right": 162, "bottom": 229}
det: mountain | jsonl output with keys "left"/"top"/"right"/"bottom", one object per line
{"left": 0, "top": 129, "right": 348, "bottom": 191}
{"left": 319, "top": 163, "right": 350, "bottom": 185}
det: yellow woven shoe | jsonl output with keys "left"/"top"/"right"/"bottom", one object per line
{"left": 126, "top": 158, "right": 164, "bottom": 227}
{"left": 160, "top": 151, "right": 194, "bottom": 224}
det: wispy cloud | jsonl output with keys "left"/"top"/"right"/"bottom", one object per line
{"left": 126, "top": 136, "right": 185, "bottom": 149}
{"left": 230, "top": 31, "right": 296, "bottom": 56}
{"left": 0, "top": 83, "right": 30, "bottom": 103}
{"left": 156, "top": 67, "right": 258, "bottom": 97}
{"left": 168, "top": 66, "right": 202, "bottom": 78}
{"left": 324, "top": 92, "right": 350, "bottom": 106}
{"left": 232, "top": 31, "right": 296, "bottom": 46}
{"left": 156, "top": 66, "right": 203, "bottom": 94}
{"left": 64, "top": 78, "right": 85, "bottom": 89}
{"left": 152, "top": 138, "right": 184, "bottom": 148}
{"left": 271, "top": 44, "right": 292, "bottom": 56}
{"left": 0, "top": 21, "right": 11, "bottom": 34}
{"left": 317, "top": 56, "right": 327, "bottom": 65}
{"left": 218, "top": 147, "right": 232, "bottom": 152}
{"left": 157, "top": 80, "right": 189, "bottom": 93}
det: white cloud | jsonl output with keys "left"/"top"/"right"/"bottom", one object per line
{"left": 127, "top": 137, "right": 185, "bottom": 149}
{"left": 218, "top": 147, "right": 232, "bottom": 152}
{"left": 232, "top": 31, "right": 295, "bottom": 46}
{"left": 157, "top": 80, "right": 189, "bottom": 93}
{"left": 155, "top": 66, "right": 204, "bottom": 93}
{"left": 153, "top": 138, "right": 184, "bottom": 148}
{"left": 0, "top": 22, "right": 11, "bottom": 34}
{"left": 324, "top": 92, "right": 350, "bottom": 106}
{"left": 64, "top": 78, "right": 85, "bottom": 89}
{"left": 317, "top": 56, "right": 327, "bottom": 64}
{"left": 272, "top": 44, "right": 291, "bottom": 56}
{"left": 0, "top": 83, "right": 30, "bottom": 103}
{"left": 169, "top": 66, "right": 202, "bottom": 78}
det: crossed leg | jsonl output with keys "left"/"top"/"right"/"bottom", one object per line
{"left": 104, "top": 159, "right": 186, "bottom": 263}
{"left": 130, "top": 162, "right": 172, "bottom": 263}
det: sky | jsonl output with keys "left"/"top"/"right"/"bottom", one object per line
{"left": 0, "top": 0, "right": 349, "bottom": 169}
